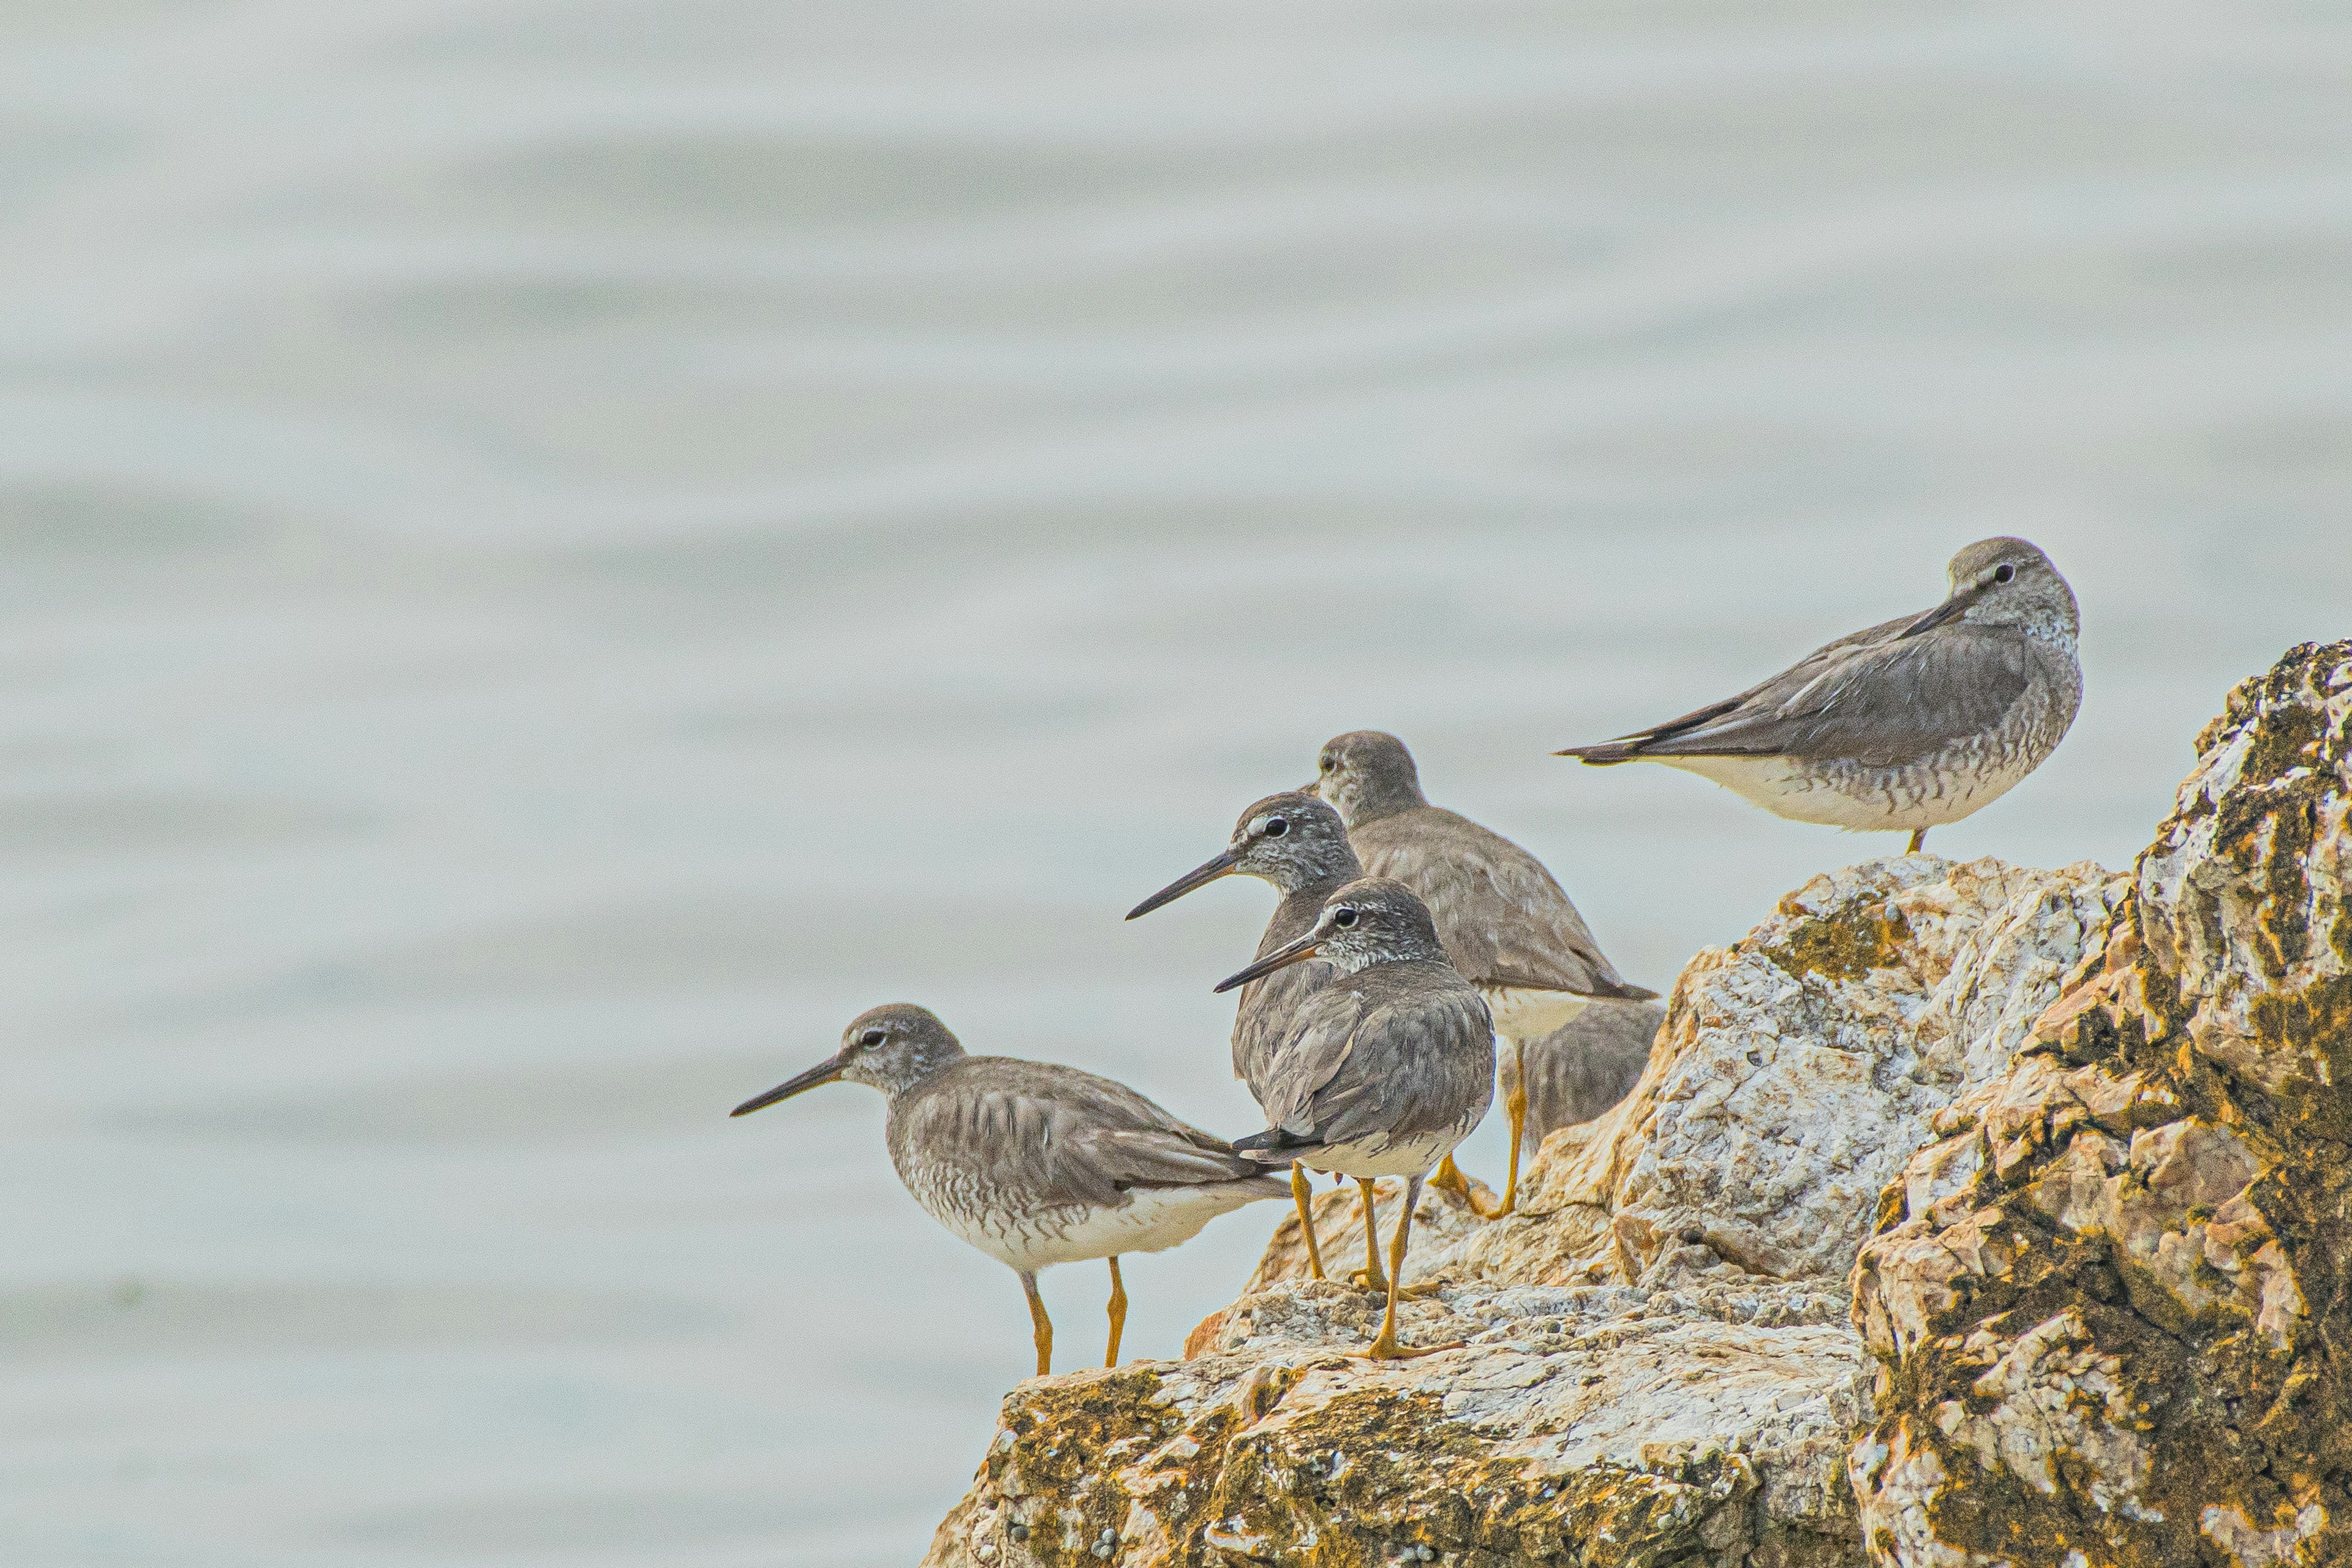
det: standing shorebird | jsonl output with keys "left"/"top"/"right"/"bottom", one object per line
{"left": 1554, "top": 537, "right": 2081, "bottom": 853}
{"left": 1127, "top": 791, "right": 1395, "bottom": 1291}
{"left": 1512, "top": 998, "right": 1664, "bottom": 1149}
{"left": 730, "top": 1004, "right": 1287, "bottom": 1377}
{"left": 1215, "top": 878, "right": 1494, "bottom": 1360}
{"left": 1307, "top": 730, "right": 1654, "bottom": 1218}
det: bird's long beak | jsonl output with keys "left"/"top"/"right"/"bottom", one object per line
{"left": 1126, "top": 848, "right": 1241, "bottom": 920}
{"left": 1898, "top": 587, "right": 1976, "bottom": 639}
{"left": 730, "top": 1054, "right": 846, "bottom": 1117}
{"left": 1213, "top": 930, "right": 1320, "bottom": 993}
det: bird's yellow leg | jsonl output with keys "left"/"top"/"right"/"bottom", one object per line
{"left": 1907, "top": 828, "right": 1926, "bottom": 854}
{"left": 1291, "top": 1162, "right": 1326, "bottom": 1281}
{"left": 1493, "top": 1056, "right": 1528, "bottom": 1219}
{"left": 1020, "top": 1270, "right": 1052, "bottom": 1377}
{"left": 1356, "top": 1177, "right": 1462, "bottom": 1362}
{"left": 1347, "top": 1178, "right": 1388, "bottom": 1294}
{"left": 1427, "top": 1153, "right": 1470, "bottom": 1199}
{"left": 1104, "top": 1257, "right": 1126, "bottom": 1368}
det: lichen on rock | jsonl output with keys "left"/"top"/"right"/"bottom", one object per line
{"left": 1852, "top": 639, "right": 2352, "bottom": 1567}
{"left": 925, "top": 643, "right": 2352, "bottom": 1568}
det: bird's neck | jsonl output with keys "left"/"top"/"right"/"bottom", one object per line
{"left": 1330, "top": 944, "right": 1447, "bottom": 977}
{"left": 1267, "top": 856, "right": 1360, "bottom": 899}
{"left": 1343, "top": 789, "right": 1423, "bottom": 828}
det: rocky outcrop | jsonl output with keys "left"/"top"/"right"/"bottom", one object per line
{"left": 923, "top": 643, "right": 2351, "bottom": 1568}
{"left": 1852, "top": 640, "right": 2352, "bottom": 1566}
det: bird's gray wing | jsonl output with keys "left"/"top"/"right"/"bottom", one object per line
{"left": 1357, "top": 813, "right": 1651, "bottom": 999}
{"left": 896, "top": 1060, "right": 1260, "bottom": 1212}
{"left": 1517, "top": 999, "right": 1664, "bottom": 1142}
{"left": 1306, "top": 981, "right": 1497, "bottom": 1149}
{"left": 1561, "top": 611, "right": 1915, "bottom": 761}
{"left": 1232, "top": 955, "right": 1333, "bottom": 1100}
{"left": 1255, "top": 987, "right": 1371, "bottom": 1139}
{"left": 1585, "top": 624, "right": 2037, "bottom": 767}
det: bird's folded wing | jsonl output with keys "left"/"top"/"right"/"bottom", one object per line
{"left": 908, "top": 1066, "right": 1245, "bottom": 1209}
{"left": 1311, "top": 989, "right": 1496, "bottom": 1148}
{"left": 1456, "top": 850, "right": 1643, "bottom": 997}
{"left": 1256, "top": 989, "right": 1369, "bottom": 1139}
{"left": 1360, "top": 817, "right": 1630, "bottom": 997}
{"left": 1076, "top": 1126, "right": 1269, "bottom": 1191}
{"left": 1626, "top": 626, "right": 2036, "bottom": 766}
{"left": 1561, "top": 611, "right": 1915, "bottom": 760}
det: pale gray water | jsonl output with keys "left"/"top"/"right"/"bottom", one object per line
{"left": 3, "top": 2, "right": 2348, "bottom": 1564}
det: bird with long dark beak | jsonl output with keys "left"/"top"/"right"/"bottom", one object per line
{"left": 730, "top": 1003, "right": 1287, "bottom": 1378}
{"left": 1217, "top": 878, "right": 1494, "bottom": 1362}
{"left": 1303, "top": 730, "right": 1654, "bottom": 1219}
{"left": 1555, "top": 536, "right": 2081, "bottom": 853}
{"left": 1126, "top": 791, "right": 1376, "bottom": 1287}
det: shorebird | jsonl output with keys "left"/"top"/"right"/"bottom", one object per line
{"left": 730, "top": 1003, "right": 1287, "bottom": 1377}
{"left": 1512, "top": 998, "right": 1663, "bottom": 1148}
{"left": 1306, "top": 730, "right": 1654, "bottom": 1218}
{"left": 1127, "top": 791, "right": 1394, "bottom": 1291}
{"left": 1554, "top": 536, "right": 2081, "bottom": 853}
{"left": 1215, "top": 878, "right": 1494, "bottom": 1360}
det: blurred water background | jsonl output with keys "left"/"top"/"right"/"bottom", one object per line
{"left": 2, "top": 2, "right": 2348, "bottom": 1564}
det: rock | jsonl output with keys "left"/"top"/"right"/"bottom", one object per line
{"left": 1851, "top": 639, "right": 2352, "bottom": 1566}
{"left": 927, "top": 853, "right": 2122, "bottom": 1566}
{"left": 923, "top": 643, "right": 2350, "bottom": 1568}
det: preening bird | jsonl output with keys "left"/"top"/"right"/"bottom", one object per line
{"left": 1555, "top": 536, "right": 2081, "bottom": 854}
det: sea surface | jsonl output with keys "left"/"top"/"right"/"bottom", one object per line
{"left": 3, "top": 3, "right": 2348, "bottom": 1564}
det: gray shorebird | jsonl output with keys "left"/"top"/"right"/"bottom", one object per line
{"left": 1555, "top": 536, "right": 2081, "bottom": 853}
{"left": 1512, "top": 998, "right": 1664, "bottom": 1148}
{"left": 1306, "top": 730, "right": 1654, "bottom": 1218}
{"left": 1215, "top": 878, "right": 1494, "bottom": 1360}
{"left": 730, "top": 1003, "right": 1287, "bottom": 1377}
{"left": 1127, "top": 791, "right": 1396, "bottom": 1292}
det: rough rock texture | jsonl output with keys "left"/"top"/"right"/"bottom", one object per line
{"left": 923, "top": 643, "right": 2350, "bottom": 1568}
{"left": 1852, "top": 641, "right": 2352, "bottom": 1566}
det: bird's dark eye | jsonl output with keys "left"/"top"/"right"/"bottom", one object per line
{"left": 1263, "top": 817, "right": 1288, "bottom": 837}
{"left": 1993, "top": 563, "right": 2016, "bottom": 584}
{"left": 1319, "top": 755, "right": 1335, "bottom": 772}
{"left": 1332, "top": 907, "right": 1358, "bottom": 928}
{"left": 860, "top": 1030, "right": 885, "bottom": 1047}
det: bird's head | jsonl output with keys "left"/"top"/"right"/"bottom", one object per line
{"left": 1213, "top": 876, "right": 1447, "bottom": 990}
{"left": 1126, "top": 791, "right": 1355, "bottom": 918}
{"left": 1908, "top": 537, "right": 2077, "bottom": 640}
{"left": 730, "top": 1003, "right": 965, "bottom": 1115}
{"left": 1302, "top": 729, "right": 1426, "bottom": 827}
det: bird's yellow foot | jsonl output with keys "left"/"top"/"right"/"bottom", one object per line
{"left": 1431, "top": 1155, "right": 1509, "bottom": 1218}
{"left": 1346, "top": 1267, "right": 1444, "bottom": 1299}
{"left": 1352, "top": 1329, "right": 1465, "bottom": 1362}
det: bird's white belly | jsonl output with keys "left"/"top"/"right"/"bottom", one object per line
{"left": 1309, "top": 1124, "right": 1476, "bottom": 1182}
{"left": 1658, "top": 750, "right": 2037, "bottom": 832}
{"left": 931, "top": 1185, "right": 1275, "bottom": 1274}
{"left": 1479, "top": 985, "right": 1591, "bottom": 1045}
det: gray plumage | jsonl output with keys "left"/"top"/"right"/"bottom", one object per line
{"left": 733, "top": 1005, "right": 1285, "bottom": 1276}
{"left": 1221, "top": 879, "right": 1495, "bottom": 1179}
{"left": 1509, "top": 999, "right": 1664, "bottom": 1145}
{"left": 1555, "top": 537, "right": 2081, "bottom": 839}
{"left": 1308, "top": 729, "right": 1654, "bottom": 1016}
{"left": 1126, "top": 791, "right": 1360, "bottom": 1096}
